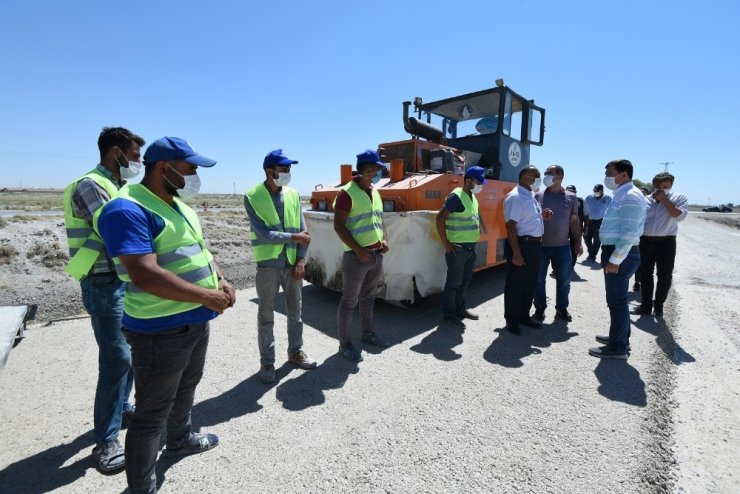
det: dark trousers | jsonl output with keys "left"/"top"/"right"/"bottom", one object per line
{"left": 602, "top": 245, "right": 640, "bottom": 351}
{"left": 443, "top": 246, "right": 477, "bottom": 317}
{"left": 124, "top": 322, "right": 210, "bottom": 494}
{"left": 584, "top": 219, "right": 603, "bottom": 259}
{"left": 639, "top": 236, "right": 677, "bottom": 311}
{"left": 504, "top": 240, "right": 541, "bottom": 328}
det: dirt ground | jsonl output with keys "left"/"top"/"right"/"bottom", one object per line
{"left": 0, "top": 210, "right": 255, "bottom": 323}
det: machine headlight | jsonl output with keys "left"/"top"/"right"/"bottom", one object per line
{"left": 318, "top": 199, "right": 327, "bottom": 211}
{"left": 383, "top": 200, "right": 395, "bottom": 212}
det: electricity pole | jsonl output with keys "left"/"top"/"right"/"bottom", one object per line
{"left": 659, "top": 161, "right": 675, "bottom": 173}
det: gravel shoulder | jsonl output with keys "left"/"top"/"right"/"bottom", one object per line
{"left": 0, "top": 213, "right": 737, "bottom": 493}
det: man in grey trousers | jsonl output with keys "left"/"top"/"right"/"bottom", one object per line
{"left": 245, "top": 149, "right": 317, "bottom": 383}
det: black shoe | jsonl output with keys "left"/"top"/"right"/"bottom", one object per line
{"left": 443, "top": 315, "right": 466, "bottom": 329}
{"left": 632, "top": 282, "right": 641, "bottom": 292}
{"left": 589, "top": 345, "right": 629, "bottom": 359}
{"left": 630, "top": 305, "right": 652, "bottom": 315}
{"left": 532, "top": 308, "right": 545, "bottom": 321}
{"left": 362, "top": 332, "right": 391, "bottom": 348}
{"left": 595, "top": 335, "right": 631, "bottom": 351}
{"left": 162, "top": 433, "right": 219, "bottom": 458}
{"left": 456, "top": 309, "right": 479, "bottom": 320}
{"left": 586, "top": 257, "right": 596, "bottom": 263}
{"left": 520, "top": 317, "right": 542, "bottom": 328}
{"left": 555, "top": 309, "right": 572, "bottom": 322}
{"left": 654, "top": 306, "right": 664, "bottom": 318}
{"left": 506, "top": 324, "right": 521, "bottom": 335}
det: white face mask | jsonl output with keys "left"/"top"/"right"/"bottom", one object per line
{"left": 543, "top": 175, "right": 555, "bottom": 188}
{"left": 472, "top": 183, "right": 483, "bottom": 194}
{"left": 274, "top": 172, "right": 291, "bottom": 187}
{"left": 116, "top": 153, "right": 142, "bottom": 180}
{"left": 166, "top": 164, "right": 201, "bottom": 201}
{"left": 531, "top": 178, "right": 542, "bottom": 192}
{"left": 604, "top": 176, "right": 618, "bottom": 191}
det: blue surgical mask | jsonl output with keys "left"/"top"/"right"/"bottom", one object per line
{"left": 371, "top": 170, "right": 382, "bottom": 184}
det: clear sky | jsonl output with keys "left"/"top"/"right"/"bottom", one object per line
{"left": 1, "top": 0, "right": 738, "bottom": 204}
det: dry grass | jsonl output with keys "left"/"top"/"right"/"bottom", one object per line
{"left": 0, "top": 244, "right": 18, "bottom": 264}
{"left": 27, "top": 240, "right": 69, "bottom": 268}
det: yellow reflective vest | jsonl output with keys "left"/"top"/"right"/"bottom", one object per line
{"left": 446, "top": 187, "right": 480, "bottom": 243}
{"left": 335, "top": 180, "right": 384, "bottom": 251}
{"left": 63, "top": 168, "right": 120, "bottom": 281}
{"left": 245, "top": 183, "right": 301, "bottom": 264}
{"left": 98, "top": 184, "right": 218, "bottom": 320}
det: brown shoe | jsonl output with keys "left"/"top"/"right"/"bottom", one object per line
{"left": 288, "top": 350, "right": 318, "bottom": 369}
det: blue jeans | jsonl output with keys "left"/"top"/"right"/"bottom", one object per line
{"left": 534, "top": 245, "right": 572, "bottom": 311}
{"left": 124, "top": 322, "right": 210, "bottom": 494}
{"left": 443, "top": 246, "right": 476, "bottom": 317}
{"left": 601, "top": 245, "right": 641, "bottom": 351}
{"left": 80, "top": 272, "right": 133, "bottom": 445}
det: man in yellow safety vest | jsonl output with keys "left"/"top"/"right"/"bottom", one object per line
{"left": 97, "top": 136, "right": 235, "bottom": 494}
{"left": 63, "top": 126, "right": 144, "bottom": 473}
{"left": 333, "top": 149, "right": 391, "bottom": 362}
{"left": 435, "top": 165, "right": 486, "bottom": 330}
{"left": 244, "top": 149, "right": 316, "bottom": 384}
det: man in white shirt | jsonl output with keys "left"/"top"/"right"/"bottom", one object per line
{"left": 633, "top": 172, "right": 688, "bottom": 318}
{"left": 503, "top": 165, "right": 553, "bottom": 334}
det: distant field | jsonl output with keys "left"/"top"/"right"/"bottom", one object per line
{"left": 0, "top": 189, "right": 307, "bottom": 210}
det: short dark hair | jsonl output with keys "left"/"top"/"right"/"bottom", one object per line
{"left": 606, "top": 159, "right": 633, "bottom": 179}
{"left": 652, "top": 172, "right": 675, "bottom": 185}
{"left": 98, "top": 127, "right": 145, "bottom": 160}
{"left": 518, "top": 165, "right": 539, "bottom": 180}
{"left": 546, "top": 165, "right": 564, "bottom": 177}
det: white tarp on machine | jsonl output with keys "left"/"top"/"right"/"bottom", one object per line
{"left": 304, "top": 210, "right": 448, "bottom": 303}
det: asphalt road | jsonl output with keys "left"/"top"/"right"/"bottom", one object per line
{"left": 0, "top": 215, "right": 737, "bottom": 493}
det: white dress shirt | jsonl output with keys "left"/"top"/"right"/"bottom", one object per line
{"left": 504, "top": 185, "right": 544, "bottom": 236}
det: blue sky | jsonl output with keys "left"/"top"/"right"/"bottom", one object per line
{"left": 1, "top": 0, "right": 738, "bottom": 204}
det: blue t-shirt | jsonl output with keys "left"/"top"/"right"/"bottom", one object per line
{"left": 98, "top": 197, "right": 218, "bottom": 333}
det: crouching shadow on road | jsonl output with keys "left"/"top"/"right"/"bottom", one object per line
{"left": 594, "top": 359, "right": 647, "bottom": 407}
{"left": 483, "top": 325, "right": 579, "bottom": 368}
{"left": 633, "top": 314, "right": 695, "bottom": 365}
{"left": 0, "top": 430, "right": 96, "bottom": 494}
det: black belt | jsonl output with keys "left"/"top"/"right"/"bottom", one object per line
{"left": 518, "top": 235, "right": 542, "bottom": 242}
{"left": 369, "top": 247, "right": 384, "bottom": 255}
{"left": 641, "top": 235, "right": 676, "bottom": 240}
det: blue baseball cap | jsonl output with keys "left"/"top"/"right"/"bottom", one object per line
{"left": 263, "top": 149, "right": 298, "bottom": 168}
{"left": 356, "top": 149, "right": 386, "bottom": 168}
{"left": 464, "top": 165, "right": 486, "bottom": 184}
{"left": 143, "top": 137, "right": 216, "bottom": 167}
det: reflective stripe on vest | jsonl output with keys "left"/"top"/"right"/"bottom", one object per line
{"left": 446, "top": 187, "right": 480, "bottom": 243}
{"left": 63, "top": 168, "right": 120, "bottom": 281}
{"left": 245, "top": 183, "right": 301, "bottom": 264}
{"left": 99, "top": 184, "right": 218, "bottom": 320}
{"left": 335, "top": 180, "right": 384, "bottom": 251}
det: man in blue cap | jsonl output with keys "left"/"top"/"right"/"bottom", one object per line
{"left": 97, "top": 137, "right": 235, "bottom": 494}
{"left": 244, "top": 149, "right": 316, "bottom": 384}
{"left": 333, "top": 149, "right": 391, "bottom": 362}
{"left": 435, "top": 165, "right": 486, "bottom": 329}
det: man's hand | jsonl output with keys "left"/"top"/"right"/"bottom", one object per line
{"left": 202, "top": 289, "right": 232, "bottom": 314}
{"left": 291, "top": 259, "right": 306, "bottom": 281}
{"left": 512, "top": 252, "right": 525, "bottom": 266}
{"left": 380, "top": 239, "right": 389, "bottom": 254}
{"left": 653, "top": 190, "right": 666, "bottom": 204}
{"left": 576, "top": 243, "right": 584, "bottom": 256}
{"left": 604, "top": 262, "right": 620, "bottom": 274}
{"left": 542, "top": 208, "right": 554, "bottom": 221}
{"left": 218, "top": 278, "right": 236, "bottom": 307}
{"left": 444, "top": 241, "right": 459, "bottom": 254}
{"left": 291, "top": 231, "right": 311, "bottom": 246}
{"left": 354, "top": 247, "right": 372, "bottom": 263}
